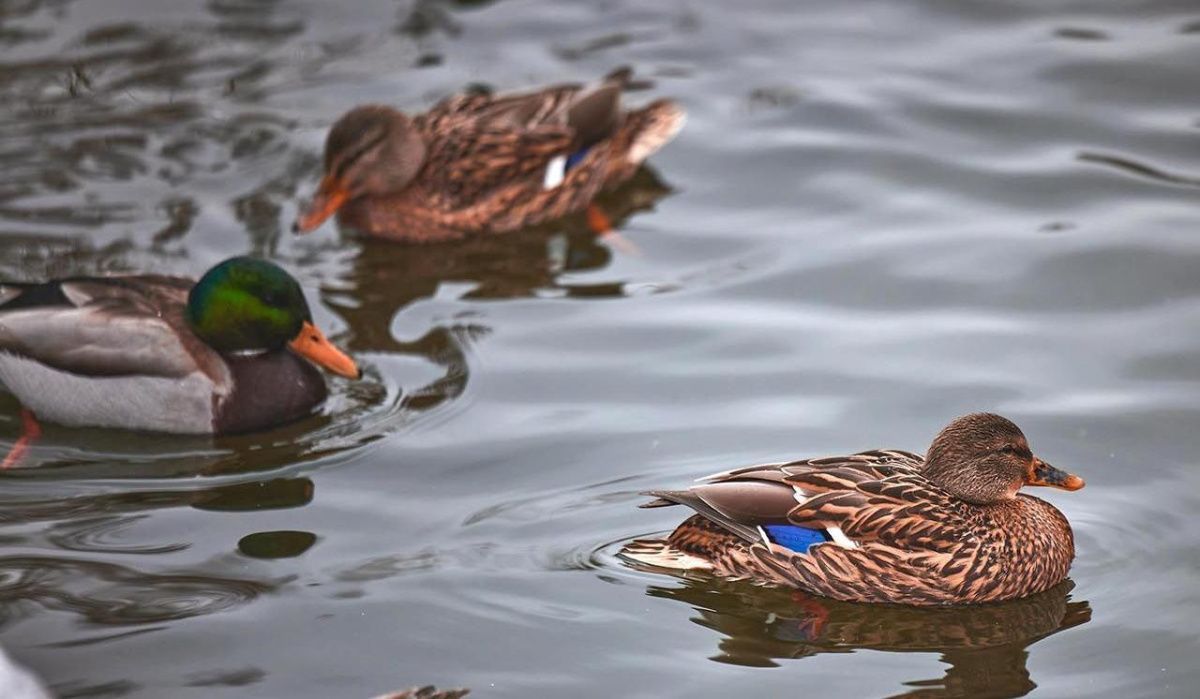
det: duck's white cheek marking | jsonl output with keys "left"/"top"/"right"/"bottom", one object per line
{"left": 791, "top": 486, "right": 859, "bottom": 550}
{"left": 542, "top": 155, "right": 567, "bottom": 189}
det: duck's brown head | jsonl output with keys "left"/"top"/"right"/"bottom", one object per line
{"left": 923, "top": 413, "right": 1084, "bottom": 505}
{"left": 293, "top": 105, "right": 428, "bottom": 233}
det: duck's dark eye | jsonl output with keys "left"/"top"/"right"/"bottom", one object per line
{"left": 1000, "top": 444, "right": 1019, "bottom": 455}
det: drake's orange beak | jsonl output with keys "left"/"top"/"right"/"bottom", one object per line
{"left": 289, "top": 321, "right": 361, "bottom": 379}
{"left": 293, "top": 175, "right": 348, "bottom": 234}
{"left": 1026, "top": 457, "right": 1084, "bottom": 491}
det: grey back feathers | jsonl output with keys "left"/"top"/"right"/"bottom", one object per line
{"left": 0, "top": 275, "right": 230, "bottom": 433}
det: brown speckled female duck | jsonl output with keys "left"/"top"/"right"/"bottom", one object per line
{"left": 622, "top": 413, "right": 1085, "bottom": 606}
{"left": 293, "top": 68, "right": 685, "bottom": 242}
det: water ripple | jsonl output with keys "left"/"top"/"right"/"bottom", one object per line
{"left": 0, "top": 555, "right": 275, "bottom": 628}
{"left": 45, "top": 515, "right": 188, "bottom": 555}
{"left": 1078, "top": 151, "right": 1200, "bottom": 188}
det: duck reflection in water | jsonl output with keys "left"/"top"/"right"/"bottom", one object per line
{"left": 322, "top": 165, "right": 672, "bottom": 375}
{"left": 643, "top": 575, "right": 1090, "bottom": 698}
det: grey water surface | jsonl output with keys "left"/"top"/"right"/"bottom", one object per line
{"left": 0, "top": 1, "right": 1197, "bottom": 697}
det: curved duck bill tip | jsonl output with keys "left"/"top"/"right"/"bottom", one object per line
{"left": 293, "top": 178, "right": 348, "bottom": 234}
{"left": 1027, "top": 458, "right": 1085, "bottom": 491}
{"left": 288, "top": 321, "right": 360, "bottom": 379}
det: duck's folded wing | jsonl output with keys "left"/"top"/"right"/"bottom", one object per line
{"left": 781, "top": 451, "right": 969, "bottom": 554}
{"left": 423, "top": 121, "right": 577, "bottom": 206}
{"left": 437, "top": 69, "right": 626, "bottom": 140}
{"left": 643, "top": 477, "right": 802, "bottom": 544}
{"left": 644, "top": 450, "right": 949, "bottom": 549}
{"left": 0, "top": 276, "right": 212, "bottom": 380}
{"left": 419, "top": 75, "right": 633, "bottom": 208}
{"left": 768, "top": 456, "right": 981, "bottom": 603}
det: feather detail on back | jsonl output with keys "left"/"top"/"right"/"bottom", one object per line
{"left": 0, "top": 275, "right": 228, "bottom": 385}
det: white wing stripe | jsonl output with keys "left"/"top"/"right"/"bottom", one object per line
{"left": 542, "top": 155, "right": 567, "bottom": 189}
{"left": 828, "top": 526, "right": 858, "bottom": 549}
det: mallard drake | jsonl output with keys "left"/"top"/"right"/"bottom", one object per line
{"left": 622, "top": 413, "right": 1085, "bottom": 606}
{"left": 0, "top": 256, "right": 359, "bottom": 448}
{"left": 292, "top": 68, "right": 685, "bottom": 242}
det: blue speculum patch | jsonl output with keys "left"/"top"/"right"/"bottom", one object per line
{"left": 763, "top": 524, "right": 832, "bottom": 553}
{"left": 565, "top": 145, "right": 592, "bottom": 171}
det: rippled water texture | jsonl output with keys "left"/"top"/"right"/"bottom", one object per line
{"left": 0, "top": 0, "right": 1198, "bottom": 697}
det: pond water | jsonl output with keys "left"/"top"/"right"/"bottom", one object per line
{"left": 0, "top": 0, "right": 1198, "bottom": 697}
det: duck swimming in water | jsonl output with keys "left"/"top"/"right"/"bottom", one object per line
{"left": 622, "top": 413, "right": 1085, "bottom": 606}
{"left": 293, "top": 68, "right": 685, "bottom": 242}
{"left": 0, "top": 256, "right": 359, "bottom": 465}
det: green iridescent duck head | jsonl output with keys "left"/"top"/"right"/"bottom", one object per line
{"left": 186, "top": 256, "right": 360, "bottom": 378}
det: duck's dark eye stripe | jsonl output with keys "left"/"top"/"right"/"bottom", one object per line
{"left": 333, "top": 129, "right": 388, "bottom": 179}
{"left": 999, "top": 444, "right": 1033, "bottom": 459}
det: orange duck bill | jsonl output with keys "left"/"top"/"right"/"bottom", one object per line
{"left": 1026, "top": 457, "right": 1085, "bottom": 491}
{"left": 293, "top": 175, "right": 349, "bottom": 233}
{"left": 288, "top": 321, "right": 361, "bottom": 379}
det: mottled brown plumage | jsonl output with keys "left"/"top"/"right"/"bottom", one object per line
{"left": 622, "top": 414, "right": 1085, "bottom": 606}
{"left": 294, "top": 68, "right": 685, "bottom": 242}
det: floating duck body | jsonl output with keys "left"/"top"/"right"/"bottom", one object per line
{"left": 624, "top": 414, "right": 1085, "bottom": 606}
{"left": 294, "top": 69, "right": 685, "bottom": 242}
{"left": 0, "top": 257, "right": 358, "bottom": 436}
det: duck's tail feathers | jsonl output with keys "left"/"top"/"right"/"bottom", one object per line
{"left": 618, "top": 538, "right": 714, "bottom": 572}
{"left": 568, "top": 83, "right": 623, "bottom": 147}
{"left": 639, "top": 488, "right": 762, "bottom": 544}
{"left": 638, "top": 489, "right": 685, "bottom": 508}
{"left": 604, "top": 65, "right": 634, "bottom": 87}
{"left": 603, "top": 66, "right": 656, "bottom": 92}
{"left": 626, "top": 100, "right": 686, "bottom": 165}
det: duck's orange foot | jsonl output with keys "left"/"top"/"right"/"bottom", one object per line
{"left": 1, "top": 408, "right": 41, "bottom": 470}
{"left": 586, "top": 202, "right": 612, "bottom": 236}
{"left": 587, "top": 204, "right": 642, "bottom": 256}
{"left": 790, "top": 591, "right": 830, "bottom": 640}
